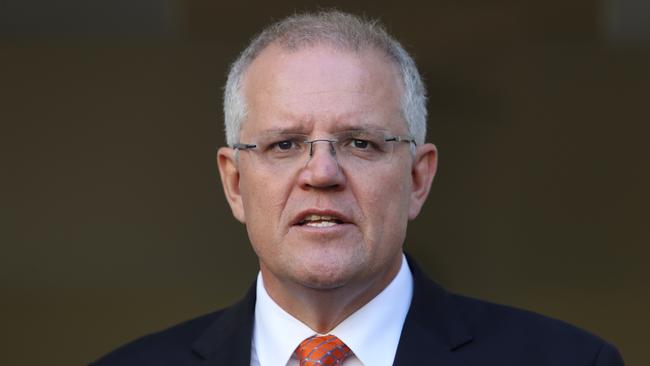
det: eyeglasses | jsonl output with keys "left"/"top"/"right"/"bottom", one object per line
{"left": 232, "top": 129, "right": 416, "bottom": 169}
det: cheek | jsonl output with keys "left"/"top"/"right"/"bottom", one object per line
{"left": 239, "top": 169, "right": 292, "bottom": 229}
{"left": 367, "top": 168, "right": 411, "bottom": 207}
{"left": 355, "top": 170, "right": 412, "bottom": 230}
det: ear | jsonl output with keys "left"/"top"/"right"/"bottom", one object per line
{"left": 408, "top": 143, "right": 438, "bottom": 220}
{"left": 217, "top": 147, "right": 246, "bottom": 223}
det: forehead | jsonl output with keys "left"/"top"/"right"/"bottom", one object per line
{"left": 241, "top": 43, "right": 405, "bottom": 136}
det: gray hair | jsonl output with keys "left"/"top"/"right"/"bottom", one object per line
{"left": 223, "top": 10, "right": 427, "bottom": 146}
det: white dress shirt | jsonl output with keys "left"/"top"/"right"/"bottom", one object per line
{"left": 250, "top": 253, "right": 413, "bottom": 366}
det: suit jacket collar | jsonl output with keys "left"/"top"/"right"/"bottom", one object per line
{"left": 393, "top": 254, "right": 474, "bottom": 365}
{"left": 191, "top": 283, "right": 256, "bottom": 366}
{"left": 190, "top": 255, "right": 474, "bottom": 366}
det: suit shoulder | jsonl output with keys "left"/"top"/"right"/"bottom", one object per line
{"left": 449, "top": 293, "right": 624, "bottom": 365}
{"left": 90, "top": 309, "right": 225, "bottom": 366}
{"left": 452, "top": 293, "right": 597, "bottom": 339}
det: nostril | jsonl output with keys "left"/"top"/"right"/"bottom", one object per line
{"left": 298, "top": 151, "right": 345, "bottom": 190}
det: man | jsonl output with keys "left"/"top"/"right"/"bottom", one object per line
{"left": 92, "top": 11, "right": 624, "bottom": 366}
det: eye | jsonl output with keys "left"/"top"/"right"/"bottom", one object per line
{"left": 275, "top": 140, "right": 294, "bottom": 150}
{"left": 351, "top": 139, "right": 370, "bottom": 149}
{"left": 267, "top": 138, "right": 303, "bottom": 153}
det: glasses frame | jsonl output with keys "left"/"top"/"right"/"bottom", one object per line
{"left": 232, "top": 135, "right": 417, "bottom": 156}
{"left": 230, "top": 133, "right": 417, "bottom": 172}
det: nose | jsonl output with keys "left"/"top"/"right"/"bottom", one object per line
{"left": 297, "top": 140, "right": 345, "bottom": 189}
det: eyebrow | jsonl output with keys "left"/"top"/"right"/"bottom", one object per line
{"left": 333, "top": 124, "right": 390, "bottom": 134}
{"left": 258, "top": 127, "right": 310, "bottom": 137}
{"left": 258, "top": 122, "right": 391, "bottom": 137}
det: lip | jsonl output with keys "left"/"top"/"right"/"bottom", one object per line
{"left": 290, "top": 208, "right": 353, "bottom": 227}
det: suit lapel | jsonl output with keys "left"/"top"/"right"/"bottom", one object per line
{"left": 191, "top": 283, "right": 256, "bottom": 366}
{"left": 188, "top": 257, "right": 474, "bottom": 366}
{"left": 393, "top": 256, "right": 474, "bottom": 366}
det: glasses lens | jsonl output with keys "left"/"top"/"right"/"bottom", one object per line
{"left": 247, "top": 130, "right": 405, "bottom": 169}
{"left": 333, "top": 130, "right": 392, "bottom": 164}
{"left": 255, "top": 134, "right": 308, "bottom": 167}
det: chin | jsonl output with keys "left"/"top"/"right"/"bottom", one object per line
{"left": 295, "top": 263, "right": 357, "bottom": 291}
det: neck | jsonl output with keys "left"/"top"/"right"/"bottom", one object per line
{"left": 260, "top": 255, "right": 402, "bottom": 333}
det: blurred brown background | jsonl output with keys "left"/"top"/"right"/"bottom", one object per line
{"left": 1, "top": 0, "right": 648, "bottom": 364}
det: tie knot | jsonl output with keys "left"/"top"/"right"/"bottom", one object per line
{"left": 295, "top": 335, "right": 352, "bottom": 366}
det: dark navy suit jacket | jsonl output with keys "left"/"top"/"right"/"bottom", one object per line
{"left": 92, "top": 258, "right": 624, "bottom": 365}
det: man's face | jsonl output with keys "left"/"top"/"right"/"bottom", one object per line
{"left": 218, "top": 44, "right": 436, "bottom": 293}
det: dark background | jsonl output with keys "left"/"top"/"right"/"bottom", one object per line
{"left": 1, "top": 0, "right": 648, "bottom": 364}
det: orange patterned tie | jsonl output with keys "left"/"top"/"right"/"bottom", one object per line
{"left": 295, "top": 335, "right": 352, "bottom": 366}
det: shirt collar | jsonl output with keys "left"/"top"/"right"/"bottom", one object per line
{"left": 253, "top": 253, "right": 413, "bottom": 366}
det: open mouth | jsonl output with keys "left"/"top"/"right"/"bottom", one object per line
{"left": 298, "top": 214, "right": 344, "bottom": 228}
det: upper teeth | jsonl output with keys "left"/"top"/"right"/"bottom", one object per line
{"left": 300, "top": 214, "right": 342, "bottom": 227}
{"left": 306, "top": 221, "right": 337, "bottom": 228}
{"left": 303, "top": 214, "right": 337, "bottom": 222}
